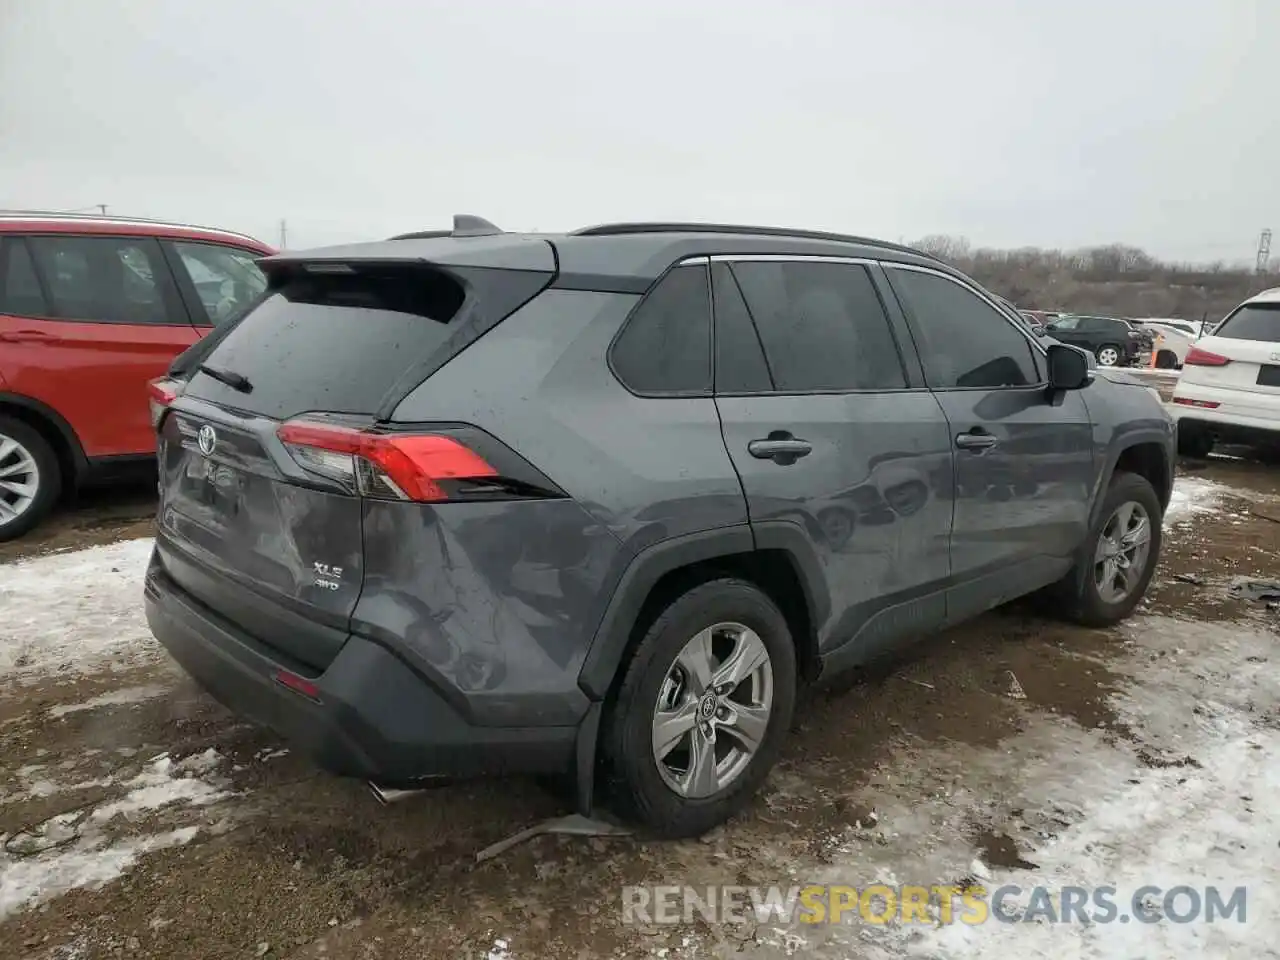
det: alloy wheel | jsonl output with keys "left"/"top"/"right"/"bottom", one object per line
{"left": 1094, "top": 500, "right": 1152, "bottom": 603}
{"left": 1097, "top": 346, "right": 1120, "bottom": 366}
{"left": 651, "top": 621, "right": 774, "bottom": 799}
{"left": 0, "top": 433, "right": 39, "bottom": 527}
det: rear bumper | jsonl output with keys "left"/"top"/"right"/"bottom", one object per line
{"left": 144, "top": 556, "right": 577, "bottom": 783}
{"left": 1170, "top": 384, "right": 1280, "bottom": 440}
{"left": 1174, "top": 412, "right": 1280, "bottom": 445}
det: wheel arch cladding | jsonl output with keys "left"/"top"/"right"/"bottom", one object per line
{"left": 577, "top": 526, "right": 825, "bottom": 703}
{"left": 1112, "top": 439, "right": 1173, "bottom": 513}
{"left": 0, "top": 393, "right": 86, "bottom": 488}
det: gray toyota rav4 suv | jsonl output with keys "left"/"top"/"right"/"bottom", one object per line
{"left": 145, "top": 218, "right": 1175, "bottom": 838}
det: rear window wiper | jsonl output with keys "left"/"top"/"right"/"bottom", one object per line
{"left": 197, "top": 363, "right": 253, "bottom": 394}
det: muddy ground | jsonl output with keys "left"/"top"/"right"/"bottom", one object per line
{"left": 1, "top": 449, "right": 1277, "bottom": 959}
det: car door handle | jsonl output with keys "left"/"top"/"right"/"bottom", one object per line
{"left": 955, "top": 432, "right": 998, "bottom": 451}
{"left": 0, "top": 329, "right": 61, "bottom": 343}
{"left": 748, "top": 436, "right": 813, "bottom": 462}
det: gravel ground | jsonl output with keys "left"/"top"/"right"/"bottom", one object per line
{"left": 1, "top": 454, "right": 1278, "bottom": 959}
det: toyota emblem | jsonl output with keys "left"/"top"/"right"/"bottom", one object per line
{"left": 197, "top": 424, "right": 217, "bottom": 457}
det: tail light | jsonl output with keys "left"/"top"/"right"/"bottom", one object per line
{"left": 1184, "top": 347, "right": 1230, "bottom": 367}
{"left": 1172, "top": 397, "right": 1221, "bottom": 409}
{"left": 275, "top": 419, "right": 565, "bottom": 503}
{"left": 147, "top": 377, "right": 183, "bottom": 429}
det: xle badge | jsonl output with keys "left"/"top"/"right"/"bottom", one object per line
{"left": 313, "top": 562, "right": 344, "bottom": 592}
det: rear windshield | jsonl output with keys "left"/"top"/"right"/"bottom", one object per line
{"left": 1215, "top": 303, "right": 1280, "bottom": 343}
{"left": 184, "top": 267, "right": 466, "bottom": 420}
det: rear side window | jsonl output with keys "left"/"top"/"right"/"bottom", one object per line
{"left": 888, "top": 267, "right": 1040, "bottom": 389}
{"left": 25, "top": 235, "right": 183, "bottom": 324}
{"left": 0, "top": 239, "right": 49, "bottom": 317}
{"left": 170, "top": 242, "right": 267, "bottom": 326}
{"left": 1215, "top": 303, "right": 1280, "bottom": 343}
{"left": 711, "top": 262, "right": 772, "bottom": 393}
{"left": 186, "top": 266, "right": 470, "bottom": 420}
{"left": 730, "top": 260, "right": 907, "bottom": 392}
{"left": 610, "top": 263, "right": 712, "bottom": 395}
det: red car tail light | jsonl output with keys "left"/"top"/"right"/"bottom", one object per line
{"left": 275, "top": 419, "right": 562, "bottom": 503}
{"left": 1172, "top": 397, "right": 1222, "bottom": 409}
{"left": 1184, "top": 347, "right": 1231, "bottom": 367}
{"left": 147, "top": 377, "right": 183, "bottom": 429}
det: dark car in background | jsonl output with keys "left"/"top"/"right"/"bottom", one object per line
{"left": 1043, "top": 314, "right": 1152, "bottom": 367}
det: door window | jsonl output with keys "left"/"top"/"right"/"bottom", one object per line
{"left": 610, "top": 263, "right": 712, "bottom": 395}
{"left": 729, "top": 260, "right": 907, "bottom": 392}
{"left": 887, "top": 267, "right": 1041, "bottom": 389}
{"left": 0, "top": 238, "right": 50, "bottom": 317}
{"left": 25, "top": 235, "right": 183, "bottom": 324}
{"left": 171, "top": 242, "right": 268, "bottom": 326}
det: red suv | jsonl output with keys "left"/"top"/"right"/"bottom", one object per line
{"left": 0, "top": 213, "right": 274, "bottom": 540}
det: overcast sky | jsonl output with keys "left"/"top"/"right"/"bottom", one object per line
{"left": 1, "top": 0, "right": 1273, "bottom": 262}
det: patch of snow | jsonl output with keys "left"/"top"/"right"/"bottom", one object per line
{"left": 0, "top": 538, "right": 159, "bottom": 683}
{"left": 91, "top": 754, "right": 230, "bottom": 822}
{"left": 0, "top": 752, "right": 234, "bottom": 919}
{"left": 0, "top": 826, "right": 199, "bottom": 920}
{"left": 486, "top": 936, "right": 512, "bottom": 960}
{"left": 1165, "top": 476, "right": 1227, "bottom": 523}
{"left": 48, "top": 683, "right": 170, "bottom": 718}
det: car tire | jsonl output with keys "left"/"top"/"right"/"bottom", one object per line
{"left": 1051, "top": 471, "right": 1162, "bottom": 628}
{"left": 0, "top": 415, "right": 62, "bottom": 543}
{"left": 1095, "top": 344, "right": 1122, "bottom": 367}
{"left": 1177, "top": 427, "right": 1214, "bottom": 459}
{"left": 601, "top": 578, "right": 797, "bottom": 839}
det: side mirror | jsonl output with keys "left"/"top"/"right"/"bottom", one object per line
{"left": 1031, "top": 324, "right": 1047, "bottom": 337}
{"left": 1047, "top": 343, "right": 1089, "bottom": 391}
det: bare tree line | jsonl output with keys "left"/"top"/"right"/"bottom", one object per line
{"left": 913, "top": 235, "right": 1277, "bottom": 321}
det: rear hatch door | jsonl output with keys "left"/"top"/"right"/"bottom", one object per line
{"left": 155, "top": 239, "right": 555, "bottom": 670}
{"left": 1181, "top": 302, "right": 1280, "bottom": 413}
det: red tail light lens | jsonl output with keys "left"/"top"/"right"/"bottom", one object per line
{"left": 147, "top": 377, "right": 183, "bottom": 429}
{"left": 1184, "top": 347, "right": 1230, "bottom": 367}
{"left": 276, "top": 420, "right": 502, "bottom": 502}
{"left": 1172, "top": 397, "right": 1222, "bottom": 409}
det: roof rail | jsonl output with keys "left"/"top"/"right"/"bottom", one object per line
{"left": 570, "top": 221, "right": 943, "bottom": 262}
{"left": 0, "top": 209, "right": 262, "bottom": 244}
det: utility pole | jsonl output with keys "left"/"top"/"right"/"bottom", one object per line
{"left": 97, "top": 204, "right": 107, "bottom": 215}
{"left": 279, "top": 219, "right": 288, "bottom": 249}
{"left": 1257, "top": 228, "right": 1272, "bottom": 274}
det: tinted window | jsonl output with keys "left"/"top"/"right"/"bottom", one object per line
{"left": 889, "top": 268, "right": 1040, "bottom": 389}
{"left": 25, "top": 235, "right": 181, "bottom": 324}
{"left": 611, "top": 264, "right": 711, "bottom": 394}
{"left": 172, "top": 242, "right": 267, "bottom": 326}
{"left": 711, "top": 262, "right": 772, "bottom": 393}
{"left": 1050, "top": 316, "right": 1081, "bottom": 330}
{"left": 185, "top": 265, "right": 472, "bottom": 420}
{"left": 0, "top": 239, "right": 49, "bottom": 317}
{"left": 1216, "top": 303, "right": 1280, "bottom": 343}
{"left": 730, "top": 261, "right": 906, "bottom": 391}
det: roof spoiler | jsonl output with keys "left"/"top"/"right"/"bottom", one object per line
{"left": 388, "top": 214, "right": 503, "bottom": 241}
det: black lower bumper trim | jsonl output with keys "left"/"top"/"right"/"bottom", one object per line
{"left": 144, "top": 563, "right": 577, "bottom": 783}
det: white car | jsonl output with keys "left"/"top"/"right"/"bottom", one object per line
{"left": 1170, "top": 289, "right": 1280, "bottom": 456}
{"left": 1132, "top": 317, "right": 1206, "bottom": 339}
{"left": 1139, "top": 322, "right": 1196, "bottom": 368}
